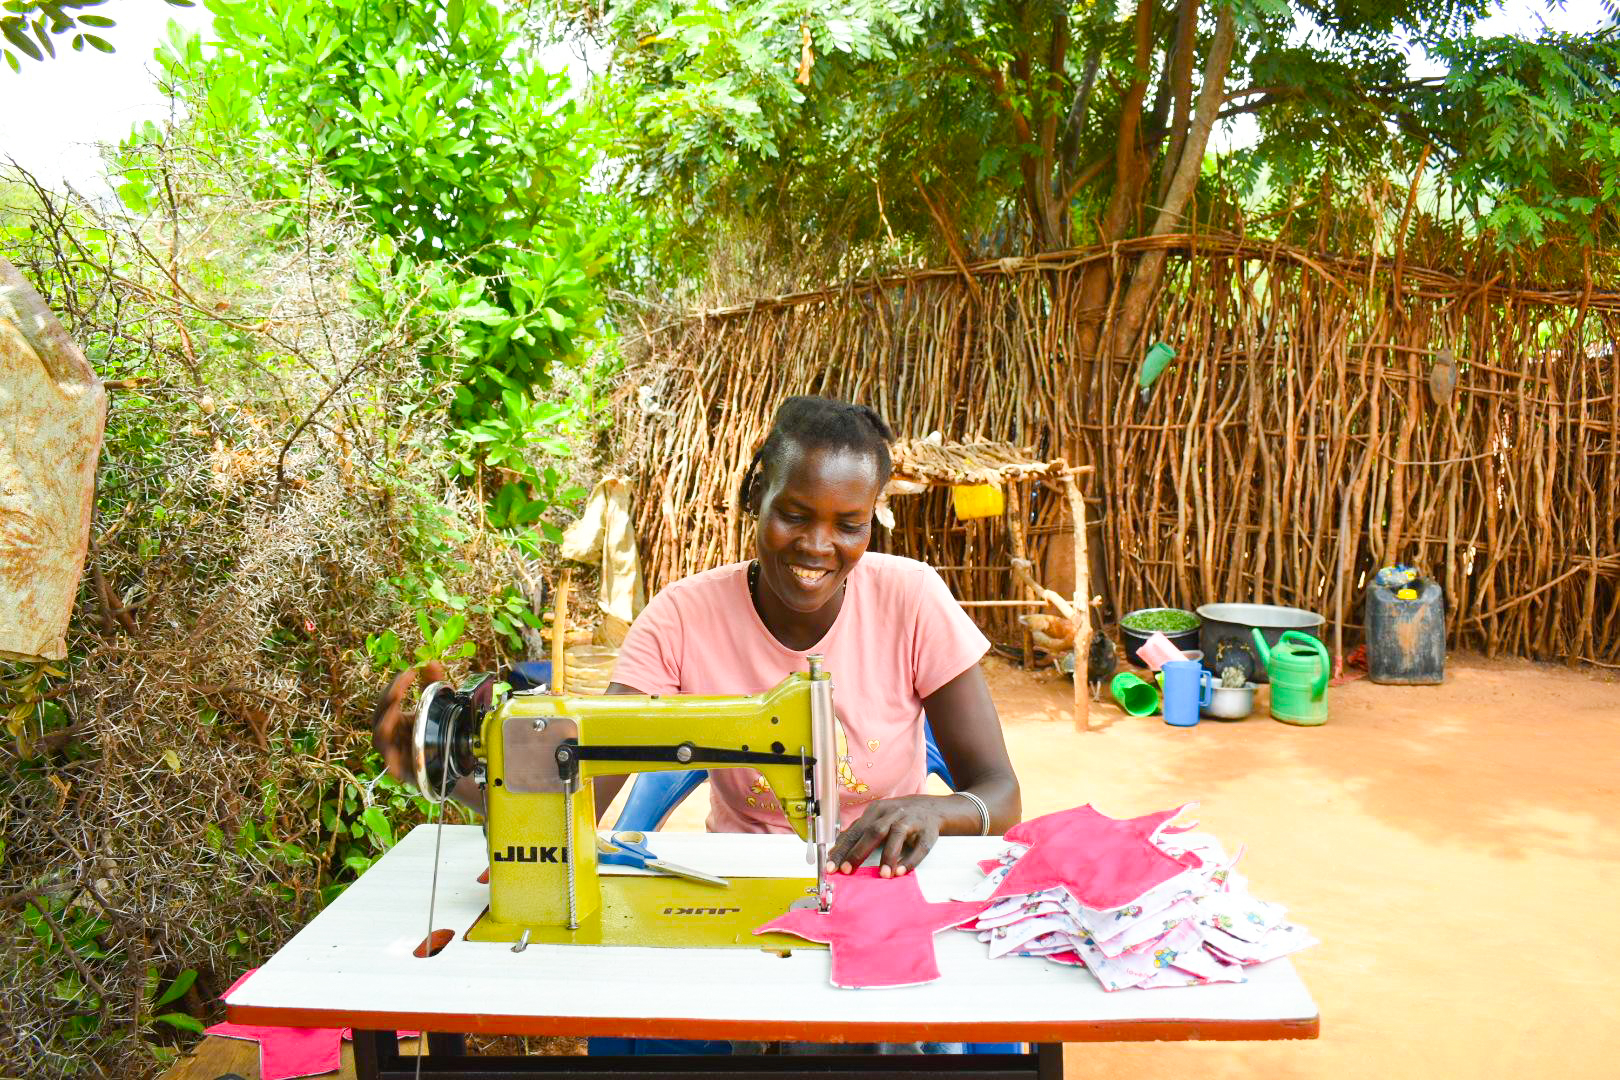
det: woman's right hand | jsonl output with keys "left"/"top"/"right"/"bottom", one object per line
{"left": 370, "top": 660, "right": 446, "bottom": 785}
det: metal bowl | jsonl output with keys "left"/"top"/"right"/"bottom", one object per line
{"left": 1203, "top": 681, "right": 1257, "bottom": 720}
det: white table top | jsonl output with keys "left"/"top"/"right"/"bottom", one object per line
{"left": 226, "top": 825, "right": 1319, "bottom": 1043}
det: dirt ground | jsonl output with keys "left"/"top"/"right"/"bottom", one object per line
{"left": 669, "top": 651, "right": 1620, "bottom": 1080}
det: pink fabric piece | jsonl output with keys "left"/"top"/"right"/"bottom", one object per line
{"left": 210, "top": 969, "right": 417, "bottom": 1080}
{"left": 205, "top": 1021, "right": 342, "bottom": 1080}
{"left": 754, "top": 867, "right": 986, "bottom": 988}
{"left": 611, "top": 554, "right": 990, "bottom": 834}
{"left": 993, "top": 804, "right": 1195, "bottom": 910}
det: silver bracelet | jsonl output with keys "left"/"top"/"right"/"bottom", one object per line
{"left": 954, "top": 790, "right": 991, "bottom": 836}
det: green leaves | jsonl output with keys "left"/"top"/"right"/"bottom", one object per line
{"left": 1413, "top": 27, "right": 1620, "bottom": 247}
{"left": 145, "top": 0, "right": 615, "bottom": 523}
{"left": 152, "top": 968, "right": 197, "bottom": 1009}
{"left": 414, "top": 611, "right": 475, "bottom": 663}
{"left": 488, "top": 482, "right": 548, "bottom": 529}
{"left": 1, "top": 16, "right": 42, "bottom": 63}
{"left": 152, "top": 1012, "right": 205, "bottom": 1034}
{"left": 359, "top": 805, "right": 395, "bottom": 850}
{"left": 145, "top": 967, "right": 204, "bottom": 1035}
{"left": 2, "top": 0, "right": 191, "bottom": 66}
{"left": 564, "top": 0, "right": 1620, "bottom": 265}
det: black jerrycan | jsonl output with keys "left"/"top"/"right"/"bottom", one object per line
{"left": 1364, "top": 574, "right": 1445, "bottom": 685}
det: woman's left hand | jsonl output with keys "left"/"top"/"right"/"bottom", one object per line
{"left": 825, "top": 795, "right": 955, "bottom": 878}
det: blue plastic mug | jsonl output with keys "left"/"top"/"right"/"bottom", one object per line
{"left": 1160, "top": 660, "right": 1213, "bottom": 727}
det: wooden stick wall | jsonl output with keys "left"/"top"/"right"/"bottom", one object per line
{"left": 615, "top": 234, "right": 1620, "bottom": 665}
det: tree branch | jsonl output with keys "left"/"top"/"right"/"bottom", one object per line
{"left": 1157, "top": 0, "right": 1201, "bottom": 205}
{"left": 1113, "top": 3, "right": 1238, "bottom": 354}
{"left": 955, "top": 48, "right": 1026, "bottom": 136}
{"left": 1098, "top": 0, "right": 1158, "bottom": 245}
{"left": 1057, "top": 43, "right": 1102, "bottom": 178}
{"left": 913, "top": 173, "right": 982, "bottom": 300}
{"left": 1150, "top": 3, "right": 1236, "bottom": 238}
{"left": 1039, "top": 9, "right": 1070, "bottom": 163}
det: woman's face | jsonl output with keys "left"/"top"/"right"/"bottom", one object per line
{"left": 754, "top": 444, "right": 883, "bottom": 615}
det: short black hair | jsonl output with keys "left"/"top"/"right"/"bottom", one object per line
{"left": 739, "top": 396, "right": 894, "bottom": 513}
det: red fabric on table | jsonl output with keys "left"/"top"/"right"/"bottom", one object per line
{"left": 993, "top": 804, "right": 1195, "bottom": 910}
{"left": 754, "top": 867, "right": 986, "bottom": 988}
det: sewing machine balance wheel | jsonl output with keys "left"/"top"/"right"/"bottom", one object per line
{"left": 412, "top": 675, "right": 492, "bottom": 802}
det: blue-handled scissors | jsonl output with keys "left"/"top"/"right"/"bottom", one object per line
{"left": 596, "top": 831, "right": 730, "bottom": 887}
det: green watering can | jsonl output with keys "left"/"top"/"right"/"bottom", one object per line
{"left": 1251, "top": 628, "right": 1330, "bottom": 726}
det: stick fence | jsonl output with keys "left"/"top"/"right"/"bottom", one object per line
{"left": 614, "top": 233, "right": 1620, "bottom": 665}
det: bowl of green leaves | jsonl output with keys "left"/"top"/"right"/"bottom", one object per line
{"left": 1118, "top": 607, "right": 1202, "bottom": 667}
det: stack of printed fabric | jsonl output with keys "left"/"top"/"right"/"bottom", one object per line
{"left": 956, "top": 804, "right": 1316, "bottom": 991}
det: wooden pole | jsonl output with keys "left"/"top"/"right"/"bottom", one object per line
{"left": 1062, "top": 468, "right": 1091, "bottom": 732}
{"left": 551, "top": 567, "right": 572, "bottom": 695}
{"left": 958, "top": 599, "right": 1053, "bottom": 608}
{"left": 1008, "top": 559, "right": 1077, "bottom": 618}
{"left": 1005, "top": 482, "right": 1036, "bottom": 669}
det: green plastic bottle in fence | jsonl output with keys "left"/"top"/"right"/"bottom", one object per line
{"left": 1138, "top": 342, "right": 1175, "bottom": 405}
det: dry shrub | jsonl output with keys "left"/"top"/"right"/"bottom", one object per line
{"left": 0, "top": 160, "right": 524, "bottom": 1079}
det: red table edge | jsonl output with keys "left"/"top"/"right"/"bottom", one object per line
{"left": 225, "top": 1004, "right": 1318, "bottom": 1043}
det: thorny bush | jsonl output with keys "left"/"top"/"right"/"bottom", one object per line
{"left": 0, "top": 153, "right": 594, "bottom": 1077}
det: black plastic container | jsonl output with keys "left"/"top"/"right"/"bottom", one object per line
{"left": 1365, "top": 581, "right": 1445, "bottom": 684}
{"left": 1119, "top": 608, "right": 1201, "bottom": 667}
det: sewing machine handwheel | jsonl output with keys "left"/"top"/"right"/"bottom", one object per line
{"left": 412, "top": 675, "right": 489, "bottom": 801}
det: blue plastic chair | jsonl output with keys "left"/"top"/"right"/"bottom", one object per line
{"left": 595, "top": 720, "right": 1016, "bottom": 1058}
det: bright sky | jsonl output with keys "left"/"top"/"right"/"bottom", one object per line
{"left": 0, "top": 0, "right": 214, "bottom": 194}
{"left": 0, "top": 0, "right": 1612, "bottom": 193}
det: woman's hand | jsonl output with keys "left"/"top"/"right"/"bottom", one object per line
{"left": 824, "top": 795, "right": 962, "bottom": 878}
{"left": 370, "top": 661, "right": 446, "bottom": 785}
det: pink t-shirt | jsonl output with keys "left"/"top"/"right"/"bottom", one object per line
{"left": 610, "top": 553, "right": 990, "bottom": 834}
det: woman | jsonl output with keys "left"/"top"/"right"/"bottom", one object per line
{"left": 373, "top": 396, "right": 1020, "bottom": 877}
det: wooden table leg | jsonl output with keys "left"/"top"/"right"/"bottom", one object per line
{"left": 427, "top": 1032, "right": 467, "bottom": 1057}
{"left": 351, "top": 1029, "right": 394, "bottom": 1080}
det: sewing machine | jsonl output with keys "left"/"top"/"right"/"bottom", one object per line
{"left": 408, "top": 655, "right": 839, "bottom": 948}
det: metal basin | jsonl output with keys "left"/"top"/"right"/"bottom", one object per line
{"left": 1196, "top": 603, "right": 1325, "bottom": 685}
{"left": 1203, "top": 682, "right": 1257, "bottom": 720}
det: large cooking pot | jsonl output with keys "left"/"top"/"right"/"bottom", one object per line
{"left": 1195, "top": 603, "right": 1325, "bottom": 685}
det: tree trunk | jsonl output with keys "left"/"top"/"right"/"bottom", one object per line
{"left": 1075, "top": 0, "right": 1158, "bottom": 363}
{"left": 1156, "top": 0, "right": 1201, "bottom": 207}
{"left": 1113, "top": 4, "right": 1237, "bottom": 356}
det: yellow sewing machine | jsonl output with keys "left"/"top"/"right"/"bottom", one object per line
{"left": 408, "top": 656, "right": 839, "bottom": 949}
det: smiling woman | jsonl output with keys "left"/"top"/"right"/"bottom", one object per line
{"left": 599, "top": 396, "right": 1022, "bottom": 875}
